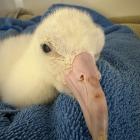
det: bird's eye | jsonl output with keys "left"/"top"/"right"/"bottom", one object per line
{"left": 41, "top": 43, "right": 51, "bottom": 53}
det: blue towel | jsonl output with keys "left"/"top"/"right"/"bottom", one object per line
{"left": 0, "top": 4, "right": 140, "bottom": 140}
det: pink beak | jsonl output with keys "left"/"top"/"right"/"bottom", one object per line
{"left": 65, "top": 52, "right": 108, "bottom": 140}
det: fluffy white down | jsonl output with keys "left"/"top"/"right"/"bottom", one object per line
{"left": 0, "top": 8, "right": 105, "bottom": 107}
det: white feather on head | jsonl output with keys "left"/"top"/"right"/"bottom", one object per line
{"left": 1, "top": 8, "right": 105, "bottom": 107}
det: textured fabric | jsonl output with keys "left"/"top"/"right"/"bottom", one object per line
{"left": 0, "top": 4, "right": 140, "bottom": 140}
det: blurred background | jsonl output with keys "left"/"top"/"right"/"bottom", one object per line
{"left": 0, "top": 0, "right": 140, "bottom": 36}
{"left": 0, "top": 0, "right": 140, "bottom": 18}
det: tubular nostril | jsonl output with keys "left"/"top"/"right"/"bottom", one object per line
{"left": 80, "top": 74, "right": 84, "bottom": 81}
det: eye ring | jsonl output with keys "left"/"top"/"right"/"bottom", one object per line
{"left": 41, "top": 43, "right": 51, "bottom": 53}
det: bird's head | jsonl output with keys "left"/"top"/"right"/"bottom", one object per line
{"left": 31, "top": 8, "right": 105, "bottom": 94}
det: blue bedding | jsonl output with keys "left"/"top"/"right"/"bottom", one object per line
{"left": 0, "top": 4, "right": 140, "bottom": 140}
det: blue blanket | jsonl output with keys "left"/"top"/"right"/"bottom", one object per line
{"left": 0, "top": 4, "right": 140, "bottom": 140}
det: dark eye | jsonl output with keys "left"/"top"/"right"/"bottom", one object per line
{"left": 41, "top": 43, "right": 51, "bottom": 53}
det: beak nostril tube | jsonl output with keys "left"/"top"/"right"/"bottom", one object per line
{"left": 80, "top": 74, "right": 84, "bottom": 81}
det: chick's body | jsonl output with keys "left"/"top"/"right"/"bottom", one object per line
{"left": 0, "top": 8, "right": 104, "bottom": 107}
